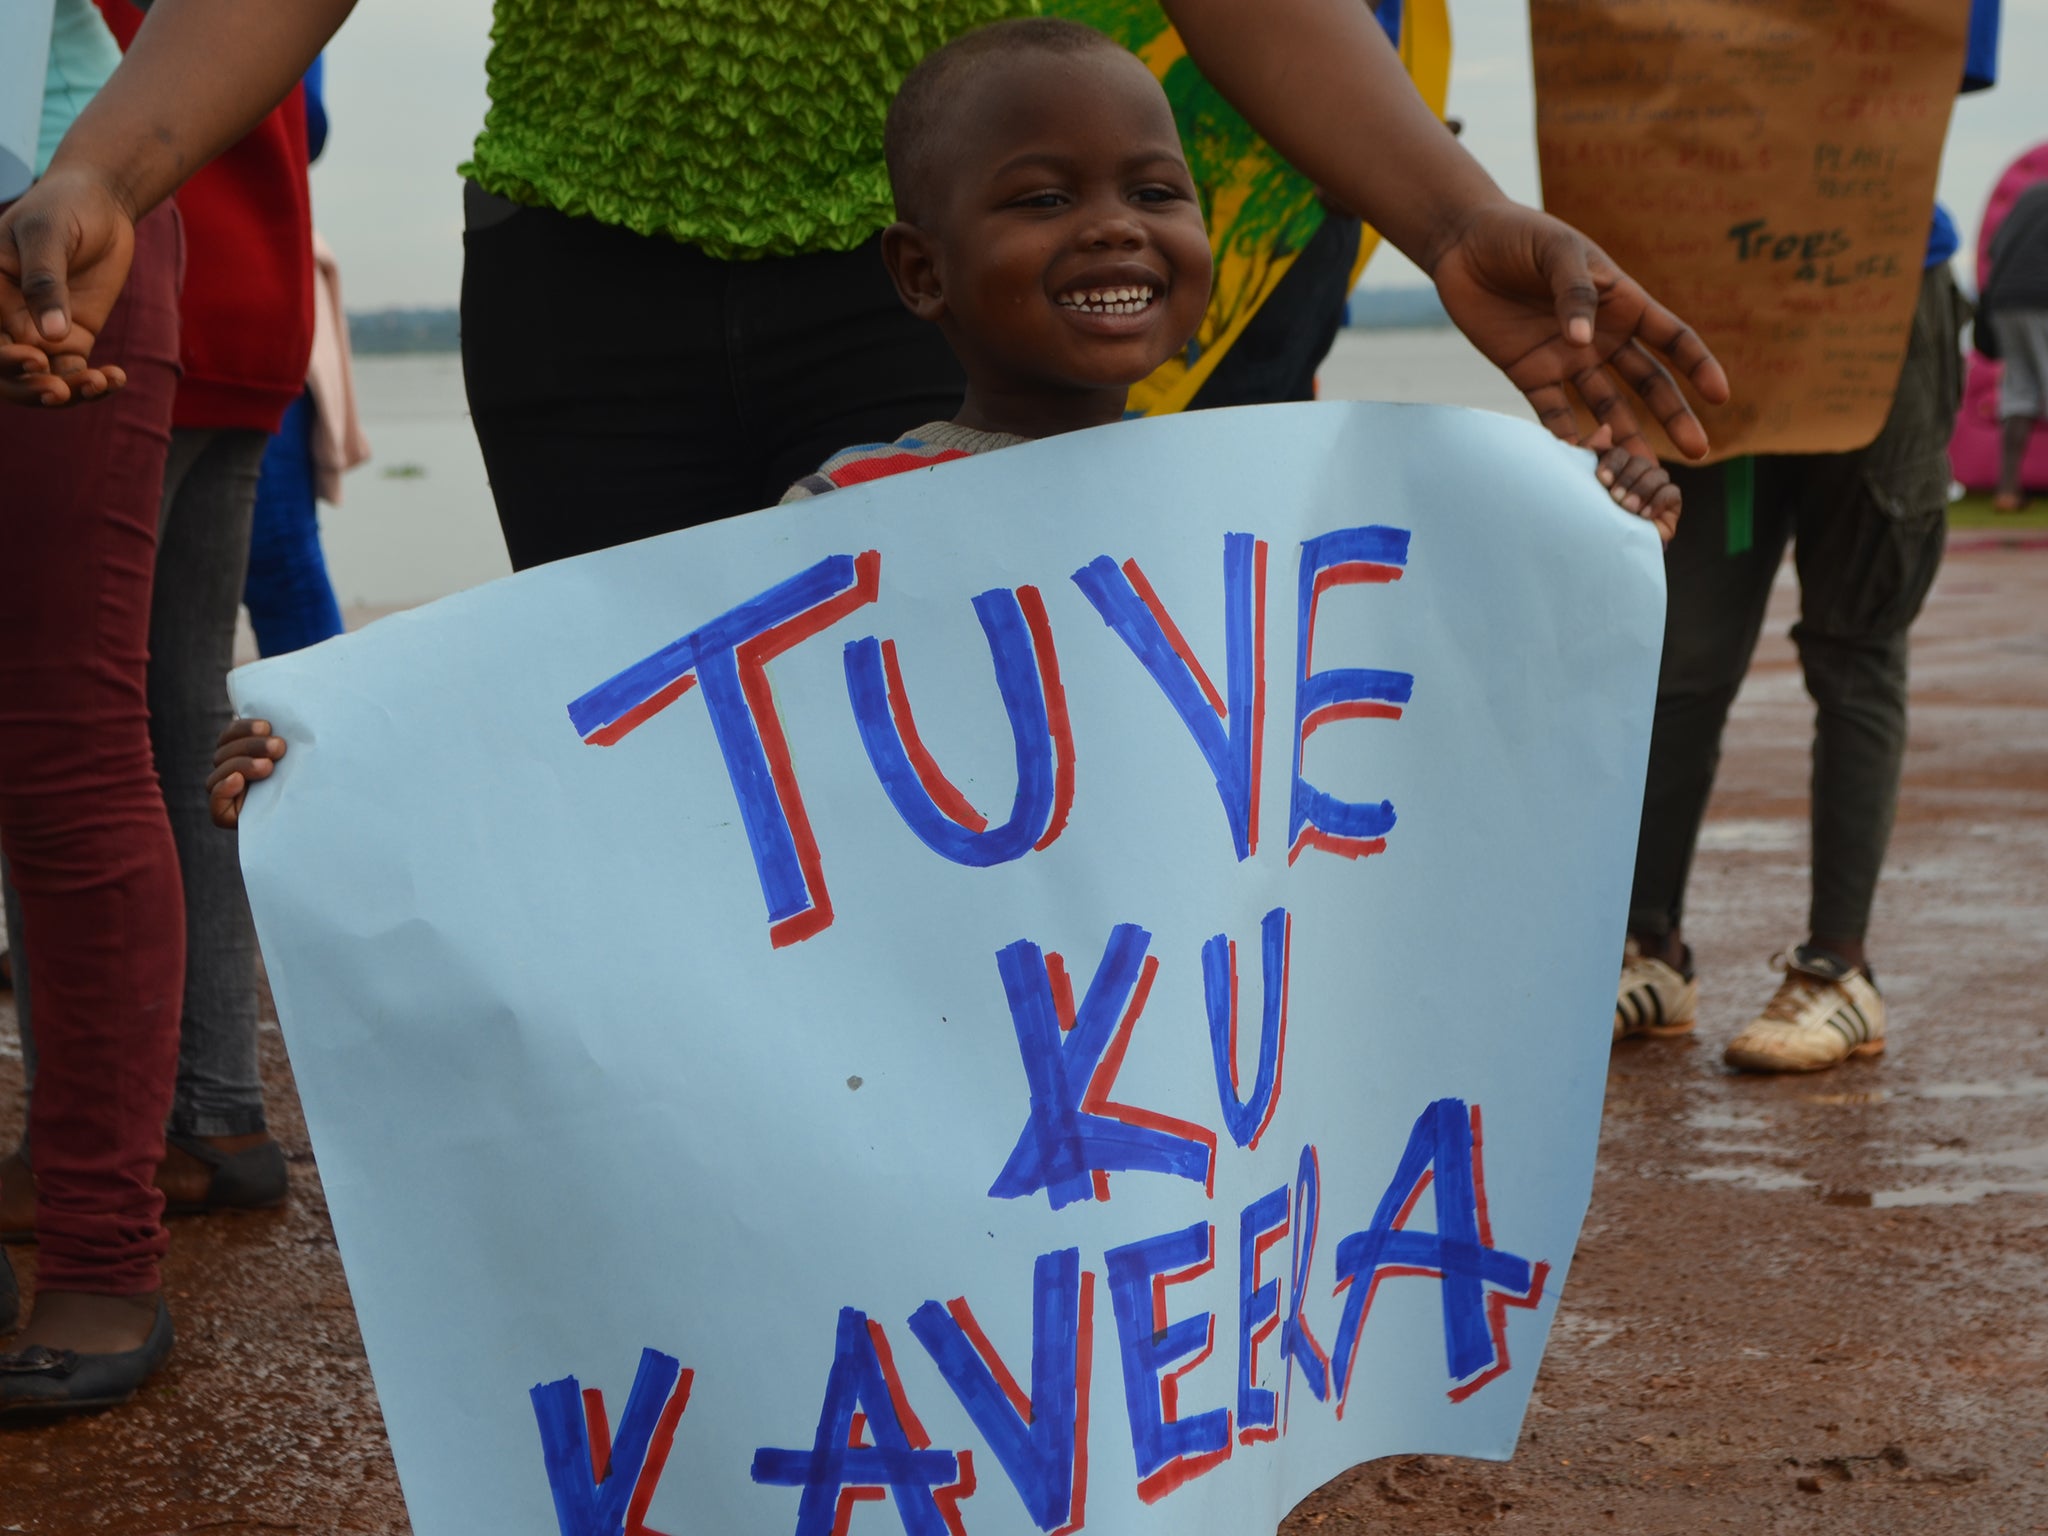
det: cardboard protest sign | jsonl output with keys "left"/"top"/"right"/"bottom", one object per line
{"left": 233, "top": 403, "right": 1661, "bottom": 1536}
{"left": 0, "top": 0, "right": 57, "bottom": 201}
{"left": 1532, "top": 0, "right": 1970, "bottom": 461}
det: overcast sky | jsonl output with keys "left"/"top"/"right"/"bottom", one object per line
{"left": 315, "top": 0, "right": 2048, "bottom": 309}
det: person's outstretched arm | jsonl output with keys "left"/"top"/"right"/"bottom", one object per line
{"left": 1160, "top": 0, "right": 1730, "bottom": 459}
{"left": 0, "top": 0, "right": 356, "bottom": 404}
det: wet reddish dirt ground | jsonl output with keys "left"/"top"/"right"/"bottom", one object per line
{"left": 3, "top": 543, "right": 2045, "bottom": 1535}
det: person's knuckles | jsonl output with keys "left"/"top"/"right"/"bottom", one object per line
{"left": 20, "top": 262, "right": 67, "bottom": 311}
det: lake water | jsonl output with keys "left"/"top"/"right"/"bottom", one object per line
{"left": 324, "top": 354, "right": 511, "bottom": 611}
{"left": 329, "top": 330, "right": 1534, "bottom": 611}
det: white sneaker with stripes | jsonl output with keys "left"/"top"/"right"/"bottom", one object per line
{"left": 1723, "top": 947, "right": 1886, "bottom": 1073}
{"left": 1615, "top": 936, "right": 1698, "bottom": 1042}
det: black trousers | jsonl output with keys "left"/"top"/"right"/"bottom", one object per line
{"left": 1189, "top": 211, "right": 1363, "bottom": 410}
{"left": 1630, "top": 264, "right": 1963, "bottom": 947}
{"left": 461, "top": 187, "right": 967, "bottom": 571}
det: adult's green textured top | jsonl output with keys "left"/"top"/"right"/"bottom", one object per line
{"left": 463, "top": 0, "right": 1034, "bottom": 259}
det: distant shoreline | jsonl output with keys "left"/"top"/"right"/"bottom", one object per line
{"left": 348, "top": 286, "right": 1453, "bottom": 356}
{"left": 348, "top": 309, "right": 461, "bottom": 355}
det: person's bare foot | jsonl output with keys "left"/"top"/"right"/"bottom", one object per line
{"left": 154, "top": 1132, "right": 278, "bottom": 1209}
{"left": 1994, "top": 491, "right": 2028, "bottom": 513}
{"left": 13, "top": 1290, "right": 161, "bottom": 1355}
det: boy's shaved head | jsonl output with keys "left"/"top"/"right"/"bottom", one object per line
{"left": 887, "top": 18, "right": 1130, "bottom": 224}
{"left": 874, "top": 14, "right": 1209, "bottom": 439}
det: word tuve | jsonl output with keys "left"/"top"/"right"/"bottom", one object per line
{"left": 567, "top": 529, "right": 1414, "bottom": 948}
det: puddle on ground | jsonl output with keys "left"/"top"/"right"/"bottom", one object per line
{"left": 1903, "top": 1140, "right": 2048, "bottom": 1174}
{"left": 1824, "top": 1179, "right": 2048, "bottom": 1208}
{"left": 1872, "top": 1179, "right": 2048, "bottom": 1207}
{"left": 1686, "top": 1107, "right": 1771, "bottom": 1133}
{"left": 1916, "top": 1078, "right": 2048, "bottom": 1101}
{"left": 1690, "top": 1083, "right": 2048, "bottom": 1205}
{"left": 1694, "top": 819, "right": 1805, "bottom": 853}
{"left": 1820, "top": 1139, "right": 2048, "bottom": 1207}
{"left": 1795, "top": 1082, "right": 2048, "bottom": 1107}
{"left": 1684, "top": 1164, "right": 1815, "bottom": 1192}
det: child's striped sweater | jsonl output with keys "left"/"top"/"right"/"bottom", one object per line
{"left": 780, "top": 422, "right": 1027, "bottom": 502}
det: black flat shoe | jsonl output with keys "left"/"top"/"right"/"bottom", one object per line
{"left": 0, "top": 1297, "right": 173, "bottom": 1417}
{"left": 160, "top": 1132, "right": 290, "bottom": 1216}
{"left": 0, "top": 1249, "right": 16, "bottom": 1336}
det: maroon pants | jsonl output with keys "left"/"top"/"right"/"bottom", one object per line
{"left": 0, "top": 205, "right": 185, "bottom": 1294}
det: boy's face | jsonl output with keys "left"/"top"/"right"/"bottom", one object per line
{"left": 889, "top": 49, "right": 1212, "bottom": 408}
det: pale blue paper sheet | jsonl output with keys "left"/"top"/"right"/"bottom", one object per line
{"left": 233, "top": 402, "right": 1664, "bottom": 1536}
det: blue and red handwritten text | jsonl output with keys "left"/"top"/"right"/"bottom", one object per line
{"left": 566, "top": 530, "right": 1412, "bottom": 948}
{"left": 539, "top": 528, "right": 1549, "bottom": 1534}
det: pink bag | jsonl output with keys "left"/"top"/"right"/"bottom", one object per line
{"left": 1951, "top": 142, "right": 2048, "bottom": 493}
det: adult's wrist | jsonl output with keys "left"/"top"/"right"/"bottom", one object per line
{"left": 39, "top": 151, "right": 150, "bottom": 229}
{"left": 1413, "top": 188, "right": 1519, "bottom": 281}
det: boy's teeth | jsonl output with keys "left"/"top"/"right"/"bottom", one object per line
{"left": 1060, "top": 285, "right": 1157, "bottom": 314}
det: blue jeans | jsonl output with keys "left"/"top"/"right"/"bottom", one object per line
{"left": 244, "top": 391, "right": 345, "bottom": 657}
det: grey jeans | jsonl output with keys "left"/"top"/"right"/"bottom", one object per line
{"left": 1631, "top": 264, "right": 1963, "bottom": 949}
{"left": 8, "top": 426, "right": 269, "bottom": 1138}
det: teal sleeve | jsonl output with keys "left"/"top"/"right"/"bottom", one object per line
{"left": 37, "top": 0, "right": 122, "bottom": 178}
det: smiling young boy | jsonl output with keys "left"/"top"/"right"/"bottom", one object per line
{"left": 779, "top": 20, "right": 1214, "bottom": 499}
{"left": 207, "top": 19, "right": 1677, "bottom": 825}
{"left": 777, "top": 19, "right": 1678, "bottom": 524}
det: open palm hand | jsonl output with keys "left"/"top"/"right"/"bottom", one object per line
{"left": 1431, "top": 203, "right": 1731, "bottom": 462}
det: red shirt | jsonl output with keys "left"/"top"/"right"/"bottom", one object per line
{"left": 95, "top": 1, "right": 314, "bottom": 433}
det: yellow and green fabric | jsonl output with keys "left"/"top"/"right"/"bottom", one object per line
{"left": 1048, "top": 0, "right": 1452, "bottom": 415}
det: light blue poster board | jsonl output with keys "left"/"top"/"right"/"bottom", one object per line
{"left": 0, "top": 0, "right": 57, "bottom": 200}
{"left": 233, "top": 402, "right": 1663, "bottom": 1536}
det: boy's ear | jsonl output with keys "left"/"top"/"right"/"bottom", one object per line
{"left": 881, "top": 221, "right": 947, "bottom": 322}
